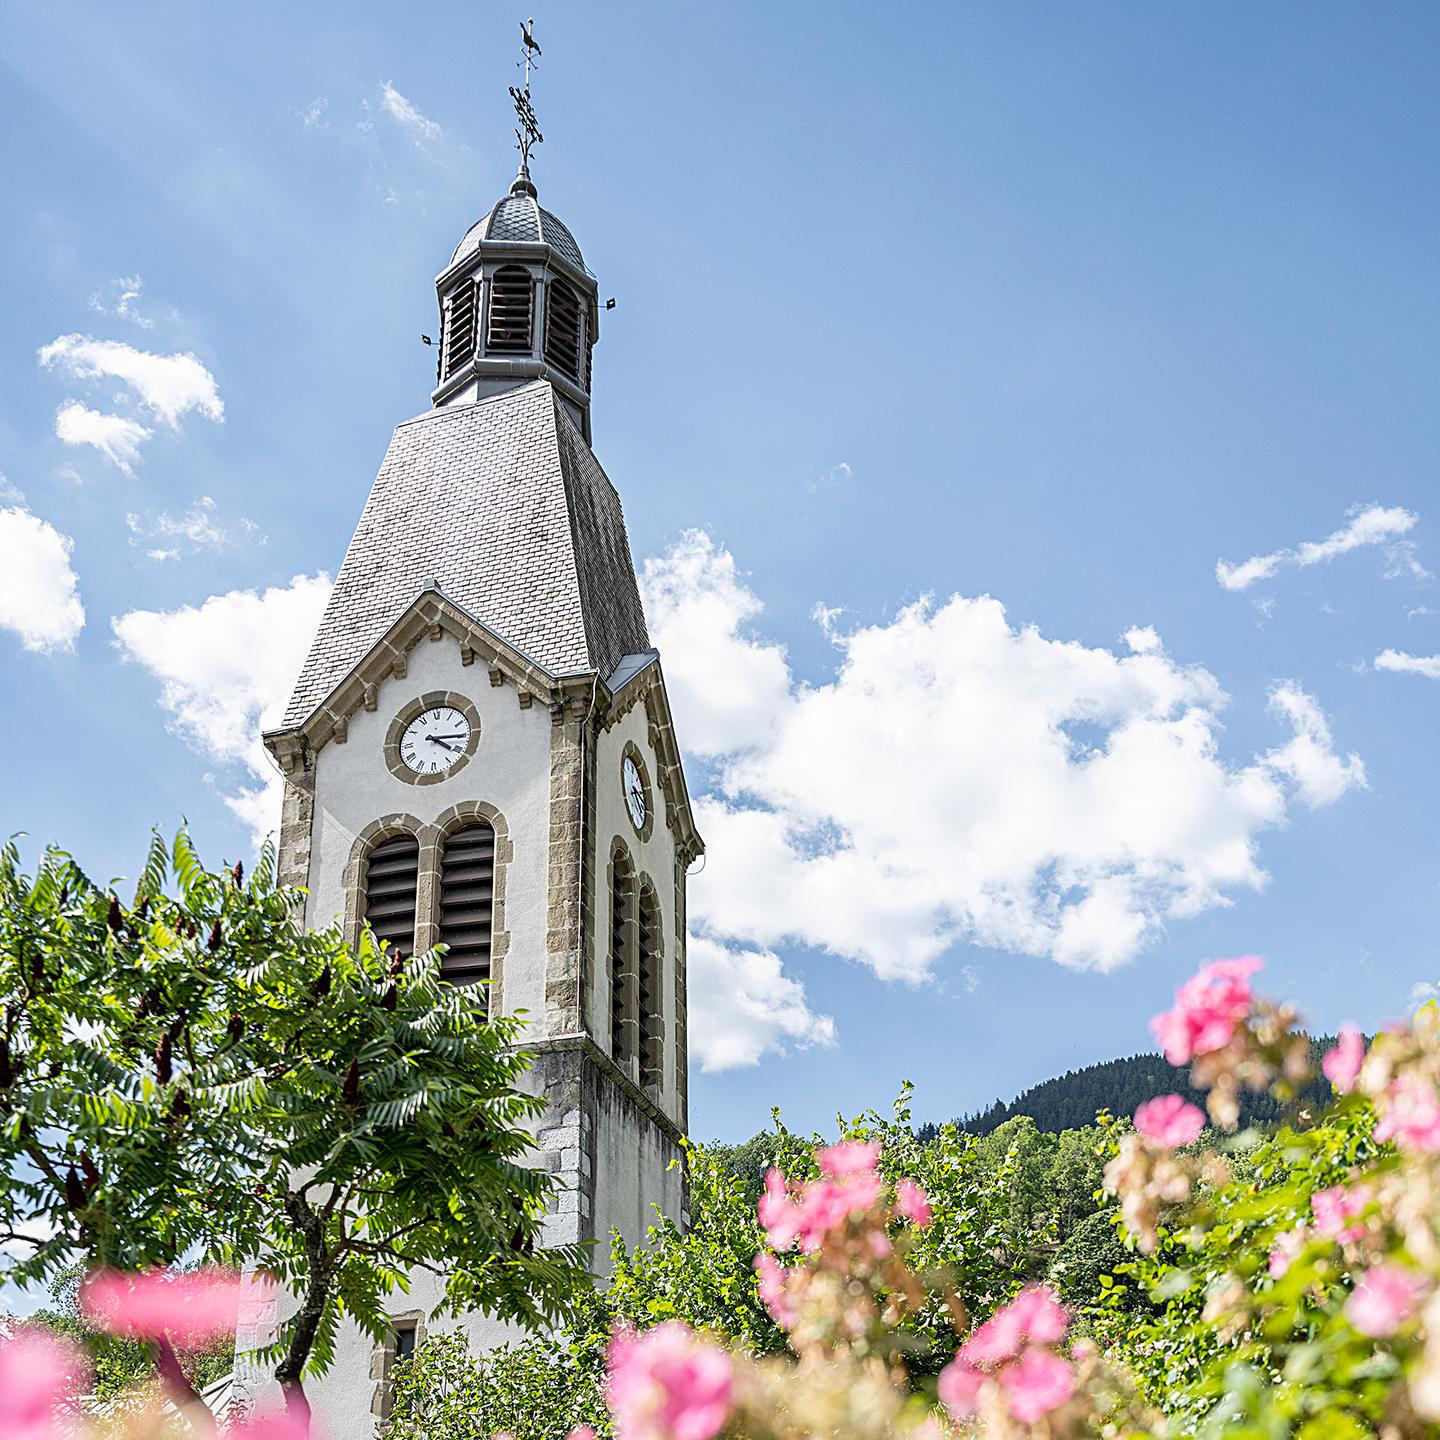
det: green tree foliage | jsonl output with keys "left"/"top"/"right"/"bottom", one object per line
{"left": 0, "top": 834, "right": 586, "bottom": 1415}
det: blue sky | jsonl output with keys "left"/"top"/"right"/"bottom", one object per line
{"left": 2, "top": 3, "right": 1439, "bottom": 1148}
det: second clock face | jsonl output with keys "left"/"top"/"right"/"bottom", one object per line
{"left": 623, "top": 754, "right": 648, "bottom": 830}
{"left": 399, "top": 705, "right": 472, "bottom": 775}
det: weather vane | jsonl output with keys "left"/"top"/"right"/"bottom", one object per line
{"left": 509, "top": 18, "right": 543, "bottom": 181}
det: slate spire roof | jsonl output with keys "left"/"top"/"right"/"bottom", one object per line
{"left": 448, "top": 187, "right": 587, "bottom": 276}
{"left": 281, "top": 380, "right": 649, "bottom": 727}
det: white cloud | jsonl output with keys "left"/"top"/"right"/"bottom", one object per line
{"left": 1375, "top": 649, "right": 1440, "bottom": 681}
{"left": 0, "top": 506, "right": 86, "bottom": 653}
{"left": 645, "top": 530, "right": 1365, "bottom": 984}
{"left": 1262, "top": 681, "right": 1367, "bottom": 807}
{"left": 39, "top": 334, "right": 223, "bottom": 430}
{"left": 687, "top": 935, "right": 836, "bottom": 1071}
{"left": 87, "top": 275, "right": 153, "bottom": 329}
{"left": 379, "top": 83, "right": 442, "bottom": 142}
{"left": 1217, "top": 504, "right": 1422, "bottom": 591}
{"left": 112, "top": 574, "right": 333, "bottom": 840}
{"left": 298, "top": 97, "right": 329, "bottom": 129}
{"left": 0, "top": 473, "right": 24, "bottom": 504}
{"left": 125, "top": 496, "right": 265, "bottom": 558}
{"left": 53, "top": 400, "right": 151, "bottom": 474}
{"left": 804, "top": 461, "right": 853, "bottom": 494}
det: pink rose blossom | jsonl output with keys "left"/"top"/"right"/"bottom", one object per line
{"left": 81, "top": 1267, "right": 241, "bottom": 1346}
{"left": 895, "top": 1179, "right": 933, "bottom": 1228}
{"left": 1268, "top": 1227, "right": 1306, "bottom": 1278}
{"left": 1006, "top": 1286, "right": 1069, "bottom": 1345}
{"left": 1346, "top": 1263, "right": 1430, "bottom": 1338}
{"left": 753, "top": 1252, "right": 797, "bottom": 1330}
{"left": 607, "top": 1322, "right": 733, "bottom": 1440}
{"left": 937, "top": 1357, "right": 985, "bottom": 1420}
{"left": 757, "top": 1159, "right": 885, "bottom": 1253}
{"left": 1134, "top": 1094, "right": 1205, "bottom": 1148}
{"left": 1323, "top": 1026, "right": 1365, "bottom": 1094}
{"left": 758, "top": 1169, "right": 803, "bottom": 1251}
{"left": 1150, "top": 956, "right": 1262, "bottom": 1065}
{"left": 1312, "top": 1184, "right": 1371, "bottom": 1242}
{"left": 1375, "top": 1077, "right": 1440, "bottom": 1153}
{"left": 960, "top": 1286, "right": 1068, "bottom": 1367}
{"left": 566, "top": 1428, "right": 599, "bottom": 1440}
{"left": 999, "top": 1347, "right": 1075, "bottom": 1424}
{"left": 0, "top": 1328, "right": 85, "bottom": 1440}
{"left": 816, "top": 1139, "right": 880, "bottom": 1178}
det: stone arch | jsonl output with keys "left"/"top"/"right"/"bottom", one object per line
{"left": 424, "top": 800, "right": 514, "bottom": 1015}
{"left": 344, "top": 813, "right": 425, "bottom": 952}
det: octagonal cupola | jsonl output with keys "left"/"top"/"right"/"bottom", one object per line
{"left": 431, "top": 170, "right": 600, "bottom": 440}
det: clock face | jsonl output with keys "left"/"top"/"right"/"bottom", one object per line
{"left": 399, "top": 705, "right": 471, "bottom": 776}
{"left": 623, "top": 754, "right": 648, "bottom": 830}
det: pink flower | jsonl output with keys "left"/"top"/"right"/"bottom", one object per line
{"left": 81, "top": 1267, "right": 241, "bottom": 1346}
{"left": 566, "top": 1428, "right": 599, "bottom": 1440}
{"left": 607, "top": 1322, "right": 733, "bottom": 1440}
{"left": 228, "top": 1417, "right": 312, "bottom": 1440}
{"left": 1345, "top": 1263, "right": 1430, "bottom": 1338}
{"left": 816, "top": 1139, "right": 880, "bottom": 1178}
{"left": 999, "top": 1347, "right": 1075, "bottom": 1424}
{"left": 0, "top": 1328, "right": 85, "bottom": 1440}
{"left": 1375, "top": 1077, "right": 1440, "bottom": 1153}
{"left": 937, "top": 1357, "right": 986, "bottom": 1420}
{"left": 1312, "top": 1184, "right": 1371, "bottom": 1242}
{"left": 757, "top": 1168, "right": 803, "bottom": 1251}
{"left": 1150, "top": 956, "right": 1262, "bottom": 1065}
{"left": 1268, "top": 1227, "right": 1306, "bottom": 1278}
{"left": 1323, "top": 1026, "right": 1365, "bottom": 1094}
{"left": 895, "top": 1179, "right": 933, "bottom": 1228}
{"left": 1134, "top": 1094, "right": 1205, "bottom": 1148}
{"left": 960, "top": 1287, "right": 1068, "bottom": 1367}
{"left": 753, "top": 1252, "right": 797, "bottom": 1330}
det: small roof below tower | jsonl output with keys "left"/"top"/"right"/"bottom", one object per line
{"left": 448, "top": 182, "right": 587, "bottom": 275}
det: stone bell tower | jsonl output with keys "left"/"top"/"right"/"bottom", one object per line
{"left": 240, "top": 36, "right": 702, "bottom": 1436}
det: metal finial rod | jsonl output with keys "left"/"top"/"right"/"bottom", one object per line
{"left": 511, "top": 17, "right": 543, "bottom": 180}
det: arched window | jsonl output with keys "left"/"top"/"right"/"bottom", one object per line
{"left": 610, "top": 849, "right": 637, "bottom": 1068}
{"left": 441, "top": 278, "right": 478, "bottom": 379}
{"left": 364, "top": 834, "right": 420, "bottom": 958}
{"left": 637, "top": 882, "right": 664, "bottom": 1093}
{"left": 544, "top": 277, "right": 581, "bottom": 382}
{"left": 486, "top": 266, "right": 534, "bottom": 353}
{"left": 438, "top": 822, "right": 496, "bottom": 988}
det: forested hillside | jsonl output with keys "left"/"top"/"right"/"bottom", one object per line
{"left": 922, "top": 1042, "right": 1336, "bottom": 1140}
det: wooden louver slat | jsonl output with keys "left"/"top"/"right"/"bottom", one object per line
{"left": 637, "top": 887, "right": 663, "bottom": 1090}
{"left": 611, "top": 863, "right": 633, "bottom": 1066}
{"left": 438, "top": 823, "right": 495, "bottom": 988}
{"left": 486, "top": 266, "right": 533, "bottom": 353}
{"left": 364, "top": 834, "right": 419, "bottom": 957}
{"left": 544, "top": 277, "right": 582, "bottom": 382}
{"left": 441, "top": 279, "right": 478, "bottom": 380}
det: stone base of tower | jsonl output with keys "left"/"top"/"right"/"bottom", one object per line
{"left": 230, "top": 1038, "right": 685, "bottom": 1440}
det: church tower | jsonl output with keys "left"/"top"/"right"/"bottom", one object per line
{"left": 246, "top": 40, "right": 702, "bottom": 1431}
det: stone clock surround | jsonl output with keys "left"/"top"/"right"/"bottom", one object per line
{"left": 382, "top": 689, "right": 483, "bottom": 785}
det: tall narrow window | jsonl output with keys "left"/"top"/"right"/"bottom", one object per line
{"left": 364, "top": 834, "right": 419, "bottom": 957}
{"left": 486, "top": 265, "right": 534, "bottom": 353}
{"left": 438, "top": 822, "right": 495, "bottom": 988}
{"left": 637, "top": 882, "right": 664, "bottom": 1093}
{"left": 544, "top": 277, "right": 581, "bottom": 382}
{"left": 610, "top": 852, "right": 636, "bottom": 1068}
{"left": 441, "top": 279, "right": 478, "bottom": 379}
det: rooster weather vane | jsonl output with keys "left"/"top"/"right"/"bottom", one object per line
{"left": 510, "top": 18, "right": 544, "bottom": 181}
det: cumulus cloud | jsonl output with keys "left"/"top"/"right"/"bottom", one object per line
{"left": 644, "top": 530, "right": 1365, "bottom": 986}
{"left": 112, "top": 574, "right": 333, "bottom": 840}
{"left": 39, "top": 334, "right": 223, "bottom": 430}
{"left": 687, "top": 936, "right": 836, "bottom": 1071}
{"left": 0, "top": 506, "right": 86, "bottom": 652}
{"left": 53, "top": 400, "right": 151, "bottom": 474}
{"left": 379, "top": 82, "right": 442, "bottom": 142}
{"left": 1375, "top": 649, "right": 1440, "bottom": 681}
{"left": 1217, "top": 504, "right": 1423, "bottom": 592}
{"left": 125, "top": 496, "right": 265, "bottom": 560}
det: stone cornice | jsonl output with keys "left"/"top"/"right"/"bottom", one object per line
{"left": 522, "top": 1031, "right": 685, "bottom": 1145}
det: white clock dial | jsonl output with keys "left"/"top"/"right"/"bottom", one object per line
{"left": 623, "top": 755, "right": 648, "bottom": 830}
{"left": 399, "top": 705, "right": 471, "bottom": 776}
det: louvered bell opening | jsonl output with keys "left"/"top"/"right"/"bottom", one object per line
{"left": 610, "top": 869, "right": 632, "bottom": 1064}
{"left": 441, "top": 279, "right": 478, "bottom": 379}
{"left": 486, "top": 265, "right": 534, "bottom": 353}
{"left": 364, "top": 834, "right": 419, "bottom": 957}
{"left": 438, "top": 823, "right": 495, "bottom": 988}
{"left": 544, "top": 277, "right": 582, "bottom": 382}
{"left": 637, "top": 891, "right": 663, "bottom": 1087}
